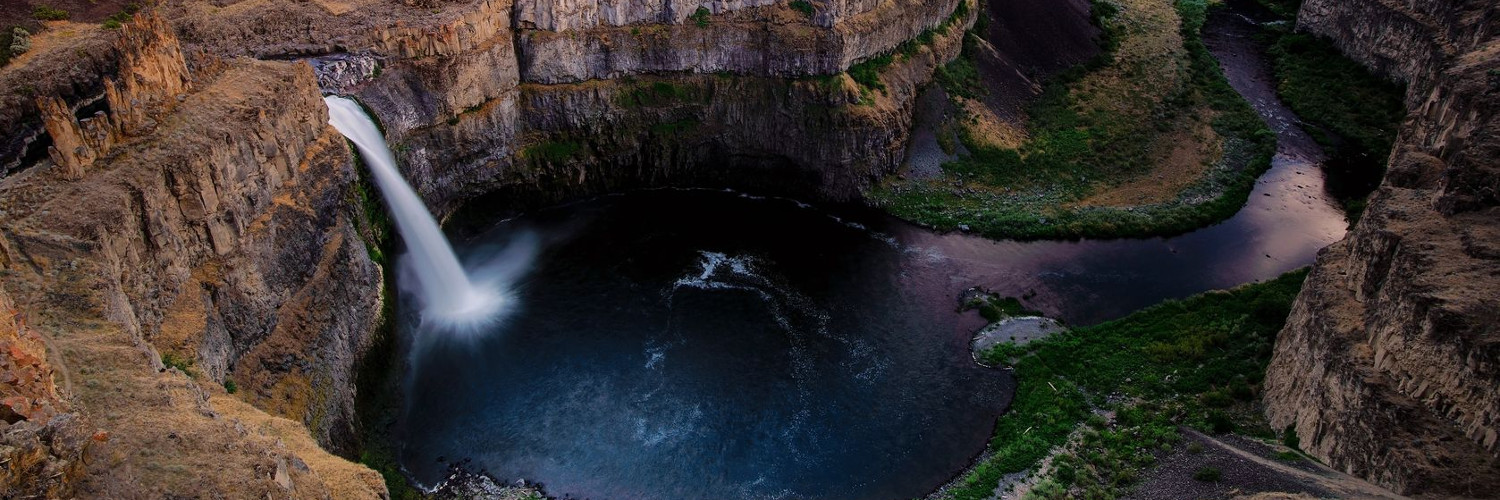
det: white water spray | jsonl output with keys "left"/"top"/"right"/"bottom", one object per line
{"left": 325, "top": 96, "right": 502, "bottom": 327}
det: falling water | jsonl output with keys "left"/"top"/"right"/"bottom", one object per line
{"left": 324, "top": 96, "right": 501, "bottom": 326}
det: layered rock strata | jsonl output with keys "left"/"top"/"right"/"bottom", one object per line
{"left": 1, "top": 12, "right": 385, "bottom": 497}
{"left": 1262, "top": 0, "right": 1500, "bottom": 495}
{"left": 0, "top": 0, "right": 985, "bottom": 495}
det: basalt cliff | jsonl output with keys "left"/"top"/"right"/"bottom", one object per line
{"left": 0, "top": 0, "right": 983, "bottom": 495}
{"left": 1262, "top": 0, "right": 1500, "bottom": 496}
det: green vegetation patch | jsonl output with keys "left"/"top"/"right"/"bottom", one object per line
{"left": 943, "top": 269, "right": 1306, "bottom": 500}
{"left": 962, "top": 292, "right": 1043, "bottom": 323}
{"left": 3, "top": 28, "right": 28, "bottom": 66}
{"left": 522, "top": 140, "right": 585, "bottom": 164}
{"left": 846, "top": 0, "right": 971, "bottom": 96}
{"left": 934, "top": 34, "right": 983, "bottom": 98}
{"left": 689, "top": 7, "right": 712, "bottom": 27}
{"left": 789, "top": 0, "right": 815, "bottom": 17}
{"left": 874, "top": 0, "right": 1277, "bottom": 240}
{"left": 103, "top": 3, "right": 143, "bottom": 29}
{"left": 346, "top": 149, "right": 420, "bottom": 499}
{"left": 161, "top": 352, "right": 194, "bottom": 374}
{"left": 848, "top": 53, "right": 894, "bottom": 92}
{"left": 1265, "top": 30, "right": 1404, "bottom": 222}
{"left": 32, "top": 6, "right": 70, "bottom": 21}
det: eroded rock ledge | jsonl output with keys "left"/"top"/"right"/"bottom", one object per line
{"left": 0, "top": 0, "right": 983, "bottom": 495}
{"left": 1261, "top": 0, "right": 1500, "bottom": 495}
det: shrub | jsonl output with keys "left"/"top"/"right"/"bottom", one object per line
{"left": 161, "top": 352, "right": 194, "bottom": 374}
{"left": 1207, "top": 411, "right": 1235, "bottom": 434}
{"left": 32, "top": 6, "right": 71, "bottom": 21}
{"left": 8, "top": 28, "right": 31, "bottom": 57}
{"left": 847, "top": 53, "right": 893, "bottom": 92}
{"left": 789, "top": 0, "right": 814, "bottom": 17}
{"left": 935, "top": 43, "right": 983, "bottom": 98}
{"left": 1282, "top": 426, "right": 1301, "bottom": 450}
{"left": 689, "top": 7, "right": 711, "bottom": 27}
{"left": 103, "top": 5, "right": 141, "bottom": 29}
{"left": 1192, "top": 467, "right": 1222, "bottom": 482}
{"left": 224, "top": 380, "right": 238, "bottom": 394}
{"left": 1266, "top": 32, "right": 1404, "bottom": 220}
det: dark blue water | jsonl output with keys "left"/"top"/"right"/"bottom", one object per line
{"left": 394, "top": 8, "right": 1349, "bottom": 494}
{"left": 400, "top": 191, "right": 1015, "bottom": 500}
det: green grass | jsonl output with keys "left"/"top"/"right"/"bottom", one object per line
{"left": 875, "top": 0, "right": 1277, "bottom": 241}
{"left": 847, "top": 0, "right": 971, "bottom": 95}
{"left": 848, "top": 53, "right": 894, "bottom": 92}
{"left": 1264, "top": 30, "right": 1404, "bottom": 222}
{"left": 161, "top": 352, "right": 194, "bottom": 374}
{"left": 1274, "top": 450, "right": 1303, "bottom": 462}
{"left": 935, "top": 34, "right": 984, "bottom": 98}
{"left": 32, "top": 6, "right": 70, "bottom": 21}
{"left": 943, "top": 269, "right": 1306, "bottom": 500}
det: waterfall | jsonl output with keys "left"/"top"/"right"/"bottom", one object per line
{"left": 324, "top": 96, "right": 501, "bottom": 326}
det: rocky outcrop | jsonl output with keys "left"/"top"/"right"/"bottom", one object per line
{"left": 0, "top": 28, "right": 116, "bottom": 177}
{"left": 34, "top": 12, "right": 191, "bottom": 180}
{"left": 334, "top": 0, "right": 974, "bottom": 211}
{"left": 0, "top": 283, "right": 91, "bottom": 499}
{"left": 1294, "top": 0, "right": 1492, "bottom": 97}
{"left": 516, "top": 0, "right": 967, "bottom": 82}
{"left": 1262, "top": 0, "right": 1500, "bottom": 496}
{"left": 0, "top": 13, "right": 386, "bottom": 498}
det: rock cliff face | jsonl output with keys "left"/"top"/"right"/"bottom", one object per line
{"left": 1, "top": 12, "right": 385, "bottom": 498}
{"left": 1261, "top": 0, "right": 1500, "bottom": 496}
{"left": 338, "top": 0, "right": 976, "bottom": 211}
{"left": 0, "top": 0, "right": 990, "bottom": 495}
{"left": 0, "top": 283, "right": 90, "bottom": 498}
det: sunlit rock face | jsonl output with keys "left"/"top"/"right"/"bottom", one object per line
{"left": 1262, "top": 0, "right": 1500, "bottom": 495}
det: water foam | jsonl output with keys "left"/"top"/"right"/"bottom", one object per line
{"left": 325, "top": 96, "right": 511, "bottom": 332}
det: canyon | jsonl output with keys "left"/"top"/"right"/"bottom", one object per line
{"left": 1261, "top": 0, "right": 1500, "bottom": 495}
{"left": 0, "top": 0, "right": 1493, "bottom": 497}
{"left": 0, "top": 0, "right": 978, "bottom": 496}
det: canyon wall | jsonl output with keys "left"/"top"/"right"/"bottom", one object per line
{"left": 0, "top": 0, "right": 986, "bottom": 495}
{"left": 1262, "top": 0, "right": 1500, "bottom": 495}
{"left": 337, "top": 0, "right": 976, "bottom": 212}
{"left": 0, "top": 13, "right": 385, "bottom": 498}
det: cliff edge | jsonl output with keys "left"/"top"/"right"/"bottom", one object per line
{"left": 1262, "top": 0, "right": 1500, "bottom": 496}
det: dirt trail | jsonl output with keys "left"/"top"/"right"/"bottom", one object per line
{"left": 1184, "top": 429, "right": 1407, "bottom": 499}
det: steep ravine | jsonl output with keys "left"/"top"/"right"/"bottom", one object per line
{"left": 0, "top": 0, "right": 986, "bottom": 496}
{"left": 1261, "top": 0, "right": 1500, "bottom": 495}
